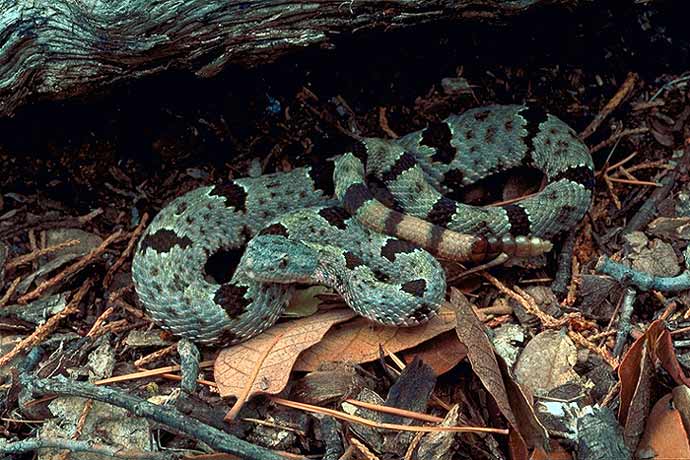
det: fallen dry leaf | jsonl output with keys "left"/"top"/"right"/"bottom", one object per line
{"left": 414, "top": 404, "right": 462, "bottom": 460}
{"left": 214, "top": 309, "right": 356, "bottom": 404}
{"left": 401, "top": 330, "right": 467, "bottom": 375}
{"left": 646, "top": 320, "right": 690, "bottom": 387}
{"left": 453, "top": 289, "right": 516, "bottom": 428}
{"left": 672, "top": 384, "right": 690, "bottom": 435}
{"left": 529, "top": 440, "right": 572, "bottom": 460}
{"left": 618, "top": 319, "right": 690, "bottom": 450}
{"left": 514, "top": 330, "right": 579, "bottom": 396}
{"left": 451, "top": 288, "right": 547, "bottom": 457}
{"left": 498, "top": 357, "right": 549, "bottom": 456}
{"left": 637, "top": 392, "right": 690, "bottom": 459}
{"left": 294, "top": 305, "right": 456, "bottom": 372}
{"left": 186, "top": 455, "right": 239, "bottom": 460}
{"left": 619, "top": 326, "right": 654, "bottom": 451}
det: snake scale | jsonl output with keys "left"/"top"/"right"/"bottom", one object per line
{"left": 132, "top": 105, "right": 594, "bottom": 344}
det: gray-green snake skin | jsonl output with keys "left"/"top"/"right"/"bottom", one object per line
{"left": 132, "top": 105, "right": 594, "bottom": 344}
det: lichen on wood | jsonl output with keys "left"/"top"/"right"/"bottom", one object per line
{"left": 1, "top": 0, "right": 577, "bottom": 117}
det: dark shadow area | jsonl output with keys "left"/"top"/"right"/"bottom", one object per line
{"left": 0, "top": 2, "right": 686, "bottom": 213}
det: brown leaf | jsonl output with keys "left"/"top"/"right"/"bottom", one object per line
{"left": 649, "top": 115, "right": 675, "bottom": 147}
{"left": 619, "top": 333, "right": 653, "bottom": 450}
{"left": 618, "top": 320, "right": 651, "bottom": 425}
{"left": 514, "top": 330, "right": 579, "bottom": 396}
{"left": 529, "top": 440, "right": 572, "bottom": 460}
{"left": 618, "top": 319, "right": 690, "bottom": 426}
{"left": 451, "top": 288, "right": 547, "bottom": 455}
{"left": 618, "top": 319, "right": 690, "bottom": 450}
{"left": 401, "top": 331, "right": 467, "bottom": 375}
{"left": 294, "top": 305, "right": 456, "bottom": 372}
{"left": 672, "top": 384, "right": 690, "bottom": 436}
{"left": 637, "top": 392, "right": 690, "bottom": 458}
{"left": 452, "top": 289, "right": 516, "bottom": 427}
{"left": 214, "top": 309, "right": 356, "bottom": 402}
{"left": 415, "top": 404, "right": 462, "bottom": 460}
{"left": 647, "top": 321, "right": 690, "bottom": 387}
{"left": 648, "top": 216, "right": 690, "bottom": 241}
{"left": 290, "top": 363, "right": 369, "bottom": 405}
{"left": 498, "top": 357, "right": 549, "bottom": 455}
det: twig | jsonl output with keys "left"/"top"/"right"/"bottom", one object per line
{"left": 348, "top": 438, "right": 378, "bottom": 460}
{"left": 623, "top": 160, "right": 672, "bottom": 175}
{"left": 581, "top": 72, "right": 638, "bottom": 140}
{"left": 0, "top": 437, "right": 176, "bottom": 459}
{"left": 378, "top": 107, "right": 399, "bottom": 138}
{"left": 603, "top": 175, "right": 622, "bottom": 210}
{"left": 6, "top": 239, "right": 80, "bottom": 270}
{"left": 596, "top": 255, "right": 690, "bottom": 292}
{"left": 0, "top": 209, "right": 103, "bottom": 240}
{"left": 55, "top": 399, "right": 95, "bottom": 460}
{"left": 631, "top": 100, "right": 665, "bottom": 111}
{"left": 489, "top": 191, "right": 537, "bottom": 207}
{"left": 589, "top": 128, "right": 649, "bottom": 154}
{"left": 482, "top": 272, "right": 566, "bottom": 328}
{"left": 551, "top": 230, "right": 577, "bottom": 297}
{"left": 568, "top": 330, "right": 619, "bottom": 368}
{"left": 85, "top": 307, "right": 115, "bottom": 338}
{"left": 20, "top": 374, "right": 292, "bottom": 460}
{"left": 606, "top": 177, "right": 660, "bottom": 187}
{"left": 342, "top": 399, "right": 444, "bottom": 424}
{"left": 601, "top": 381, "right": 621, "bottom": 408}
{"left": 0, "top": 276, "right": 21, "bottom": 307}
{"left": 0, "top": 280, "right": 92, "bottom": 368}
{"left": 94, "top": 360, "right": 215, "bottom": 386}
{"left": 624, "top": 137, "right": 690, "bottom": 233}
{"left": 104, "top": 213, "right": 149, "bottom": 288}
{"left": 271, "top": 397, "right": 508, "bottom": 435}
{"left": 598, "top": 290, "right": 627, "bottom": 348}
{"left": 649, "top": 74, "right": 690, "bottom": 101}
{"left": 598, "top": 150, "right": 639, "bottom": 176}
{"left": 588, "top": 329, "right": 617, "bottom": 342}
{"left": 18, "top": 230, "right": 124, "bottom": 304}
{"left": 613, "top": 288, "right": 636, "bottom": 358}
{"left": 134, "top": 344, "right": 178, "bottom": 368}
{"left": 565, "top": 253, "right": 581, "bottom": 307}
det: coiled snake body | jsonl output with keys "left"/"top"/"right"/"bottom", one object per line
{"left": 132, "top": 105, "right": 594, "bottom": 344}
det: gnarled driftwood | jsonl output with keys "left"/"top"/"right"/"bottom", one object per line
{"left": 1, "top": 0, "right": 581, "bottom": 117}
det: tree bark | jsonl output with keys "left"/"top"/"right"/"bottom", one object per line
{"left": 1, "top": 0, "right": 580, "bottom": 118}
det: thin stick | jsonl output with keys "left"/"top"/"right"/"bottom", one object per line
{"left": 606, "top": 177, "right": 660, "bottom": 187}
{"left": 0, "top": 280, "right": 92, "bottom": 368}
{"left": 343, "top": 399, "right": 444, "bottom": 424}
{"left": 93, "top": 360, "right": 215, "bottom": 385}
{"left": 18, "top": 230, "right": 124, "bottom": 304}
{"left": 589, "top": 127, "right": 649, "bottom": 154}
{"left": 271, "top": 397, "right": 508, "bottom": 435}
{"left": 6, "top": 239, "right": 80, "bottom": 270}
{"left": 103, "top": 213, "right": 149, "bottom": 288}
{"left": 581, "top": 72, "right": 638, "bottom": 140}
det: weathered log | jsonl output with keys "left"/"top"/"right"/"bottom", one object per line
{"left": 1, "top": 0, "right": 581, "bottom": 118}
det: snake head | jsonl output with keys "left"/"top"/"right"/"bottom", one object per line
{"left": 239, "top": 235, "right": 319, "bottom": 283}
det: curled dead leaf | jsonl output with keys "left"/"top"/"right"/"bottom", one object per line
{"left": 214, "top": 309, "right": 356, "bottom": 405}
{"left": 294, "top": 305, "right": 456, "bottom": 372}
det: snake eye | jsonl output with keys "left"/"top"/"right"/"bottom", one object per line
{"left": 278, "top": 256, "right": 289, "bottom": 269}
